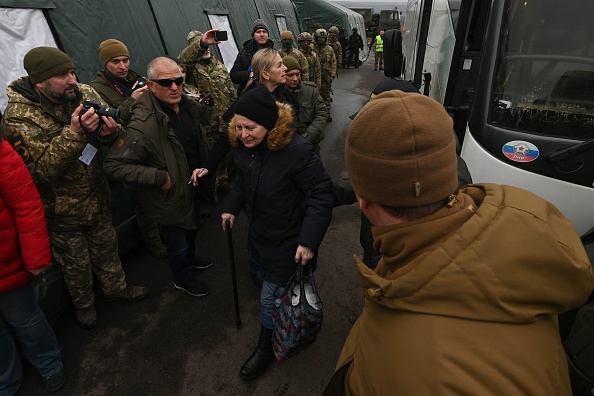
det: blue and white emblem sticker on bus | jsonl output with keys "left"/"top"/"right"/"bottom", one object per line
{"left": 502, "top": 140, "right": 540, "bottom": 163}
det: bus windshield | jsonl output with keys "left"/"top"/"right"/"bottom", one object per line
{"left": 490, "top": 0, "right": 594, "bottom": 139}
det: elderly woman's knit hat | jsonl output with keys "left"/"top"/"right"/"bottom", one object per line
{"left": 233, "top": 86, "right": 278, "bottom": 130}
{"left": 345, "top": 90, "right": 458, "bottom": 207}
{"left": 24, "top": 47, "right": 76, "bottom": 84}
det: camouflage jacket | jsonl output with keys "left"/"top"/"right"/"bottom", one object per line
{"left": 315, "top": 44, "right": 337, "bottom": 83}
{"left": 89, "top": 68, "right": 143, "bottom": 125}
{"left": 290, "top": 81, "right": 327, "bottom": 152}
{"left": 280, "top": 47, "right": 310, "bottom": 82}
{"left": 179, "top": 42, "right": 237, "bottom": 134}
{"left": 298, "top": 45, "right": 322, "bottom": 89}
{"left": 2, "top": 78, "right": 117, "bottom": 228}
{"left": 103, "top": 92, "right": 212, "bottom": 229}
{"left": 328, "top": 38, "right": 343, "bottom": 68}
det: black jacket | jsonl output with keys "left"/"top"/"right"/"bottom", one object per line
{"left": 230, "top": 38, "right": 275, "bottom": 94}
{"left": 222, "top": 101, "right": 333, "bottom": 283}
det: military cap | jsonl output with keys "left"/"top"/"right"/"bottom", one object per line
{"left": 24, "top": 47, "right": 76, "bottom": 84}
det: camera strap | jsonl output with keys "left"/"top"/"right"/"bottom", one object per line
{"left": 100, "top": 71, "right": 126, "bottom": 98}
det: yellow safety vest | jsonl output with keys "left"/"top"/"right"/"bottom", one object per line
{"left": 375, "top": 35, "right": 383, "bottom": 52}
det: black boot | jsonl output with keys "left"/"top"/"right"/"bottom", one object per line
{"left": 240, "top": 326, "right": 275, "bottom": 379}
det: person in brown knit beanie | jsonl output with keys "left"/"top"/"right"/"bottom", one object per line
{"left": 98, "top": 39, "right": 129, "bottom": 66}
{"left": 346, "top": 90, "right": 458, "bottom": 208}
{"left": 326, "top": 90, "right": 593, "bottom": 395}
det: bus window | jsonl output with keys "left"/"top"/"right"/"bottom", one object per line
{"left": 489, "top": 0, "right": 594, "bottom": 140}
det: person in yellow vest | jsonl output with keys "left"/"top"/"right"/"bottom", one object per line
{"left": 373, "top": 29, "right": 384, "bottom": 71}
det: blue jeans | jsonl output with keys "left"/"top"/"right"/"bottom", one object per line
{"left": 161, "top": 194, "right": 202, "bottom": 284}
{"left": 0, "top": 283, "right": 63, "bottom": 395}
{"left": 259, "top": 280, "right": 286, "bottom": 330}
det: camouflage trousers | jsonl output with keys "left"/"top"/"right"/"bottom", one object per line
{"left": 320, "top": 79, "right": 333, "bottom": 114}
{"left": 49, "top": 212, "right": 127, "bottom": 309}
{"left": 374, "top": 51, "right": 384, "bottom": 70}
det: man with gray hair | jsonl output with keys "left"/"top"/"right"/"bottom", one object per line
{"left": 104, "top": 55, "right": 214, "bottom": 297}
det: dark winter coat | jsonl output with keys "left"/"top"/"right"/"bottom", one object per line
{"left": 103, "top": 92, "right": 212, "bottom": 229}
{"left": 223, "top": 101, "right": 334, "bottom": 283}
{"left": 230, "top": 38, "right": 275, "bottom": 94}
{"left": 0, "top": 139, "right": 51, "bottom": 293}
{"left": 90, "top": 68, "right": 144, "bottom": 125}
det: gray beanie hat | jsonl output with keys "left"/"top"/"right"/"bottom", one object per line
{"left": 252, "top": 19, "right": 270, "bottom": 36}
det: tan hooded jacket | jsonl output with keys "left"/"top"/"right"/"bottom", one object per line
{"left": 326, "top": 184, "right": 593, "bottom": 396}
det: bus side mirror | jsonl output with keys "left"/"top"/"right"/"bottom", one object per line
{"left": 383, "top": 29, "right": 403, "bottom": 78}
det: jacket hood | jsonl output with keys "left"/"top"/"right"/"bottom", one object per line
{"left": 7, "top": 77, "right": 41, "bottom": 105}
{"left": 357, "top": 184, "right": 593, "bottom": 324}
{"left": 227, "top": 100, "right": 294, "bottom": 151}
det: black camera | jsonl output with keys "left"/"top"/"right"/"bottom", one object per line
{"left": 133, "top": 76, "right": 148, "bottom": 90}
{"left": 82, "top": 99, "right": 120, "bottom": 123}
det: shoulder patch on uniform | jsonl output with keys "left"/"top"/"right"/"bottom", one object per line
{"left": 115, "top": 138, "right": 125, "bottom": 148}
{"left": 9, "top": 136, "right": 33, "bottom": 164}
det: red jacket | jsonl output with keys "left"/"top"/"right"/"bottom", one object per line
{"left": 0, "top": 139, "right": 51, "bottom": 293}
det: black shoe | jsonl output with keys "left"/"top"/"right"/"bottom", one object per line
{"left": 190, "top": 257, "right": 213, "bottom": 269}
{"left": 240, "top": 347, "right": 275, "bottom": 379}
{"left": 44, "top": 368, "right": 66, "bottom": 392}
{"left": 201, "top": 209, "right": 211, "bottom": 218}
{"left": 174, "top": 278, "right": 210, "bottom": 297}
{"left": 355, "top": 66, "right": 359, "bottom": 69}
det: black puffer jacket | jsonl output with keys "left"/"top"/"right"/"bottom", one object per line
{"left": 223, "top": 101, "right": 334, "bottom": 283}
{"left": 230, "top": 38, "right": 275, "bottom": 94}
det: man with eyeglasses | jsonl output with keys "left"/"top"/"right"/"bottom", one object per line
{"left": 104, "top": 55, "right": 214, "bottom": 297}
{"left": 1, "top": 47, "right": 149, "bottom": 329}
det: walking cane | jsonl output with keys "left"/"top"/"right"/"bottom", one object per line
{"left": 226, "top": 219, "right": 242, "bottom": 328}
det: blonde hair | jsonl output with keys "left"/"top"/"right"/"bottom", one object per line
{"left": 251, "top": 48, "right": 280, "bottom": 83}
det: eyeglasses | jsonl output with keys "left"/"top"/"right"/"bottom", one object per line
{"left": 151, "top": 77, "right": 184, "bottom": 87}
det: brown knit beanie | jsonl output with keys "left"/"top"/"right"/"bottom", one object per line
{"left": 99, "top": 39, "right": 129, "bottom": 65}
{"left": 24, "top": 47, "right": 76, "bottom": 84}
{"left": 282, "top": 56, "right": 300, "bottom": 72}
{"left": 345, "top": 90, "right": 458, "bottom": 207}
{"left": 280, "top": 31, "right": 294, "bottom": 41}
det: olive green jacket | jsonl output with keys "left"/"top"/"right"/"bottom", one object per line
{"left": 2, "top": 77, "right": 116, "bottom": 228}
{"left": 103, "top": 91, "right": 212, "bottom": 229}
{"left": 90, "top": 68, "right": 143, "bottom": 125}
{"left": 290, "top": 81, "right": 327, "bottom": 154}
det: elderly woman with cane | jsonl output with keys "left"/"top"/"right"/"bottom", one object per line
{"left": 194, "top": 85, "right": 333, "bottom": 379}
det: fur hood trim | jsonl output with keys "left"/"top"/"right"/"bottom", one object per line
{"left": 228, "top": 101, "right": 294, "bottom": 150}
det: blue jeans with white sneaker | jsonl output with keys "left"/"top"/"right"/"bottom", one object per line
{"left": 0, "top": 283, "right": 63, "bottom": 395}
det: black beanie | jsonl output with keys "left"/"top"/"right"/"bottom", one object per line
{"left": 24, "top": 47, "right": 76, "bottom": 84}
{"left": 233, "top": 86, "right": 278, "bottom": 130}
{"left": 252, "top": 19, "right": 270, "bottom": 36}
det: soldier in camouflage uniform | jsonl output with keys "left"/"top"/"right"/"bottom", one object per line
{"left": 328, "top": 26, "right": 343, "bottom": 69}
{"left": 179, "top": 30, "right": 237, "bottom": 194}
{"left": 314, "top": 28, "right": 337, "bottom": 121}
{"left": 90, "top": 39, "right": 167, "bottom": 259}
{"left": 1, "top": 47, "right": 149, "bottom": 329}
{"left": 279, "top": 30, "right": 309, "bottom": 81}
{"left": 297, "top": 32, "right": 322, "bottom": 89}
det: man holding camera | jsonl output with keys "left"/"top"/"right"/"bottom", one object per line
{"left": 90, "top": 39, "right": 149, "bottom": 125}
{"left": 1, "top": 47, "right": 149, "bottom": 329}
{"left": 91, "top": 39, "right": 167, "bottom": 259}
